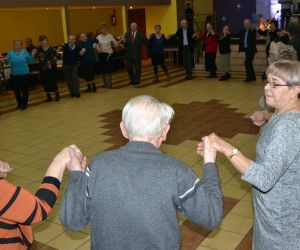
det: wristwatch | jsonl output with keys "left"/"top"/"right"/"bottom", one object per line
{"left": 228, "top": 148, "right": 239, "bottom": 160}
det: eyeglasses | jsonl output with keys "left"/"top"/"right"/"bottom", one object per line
{"left": 266, "top": 80, "right": 288, "bottom": 88}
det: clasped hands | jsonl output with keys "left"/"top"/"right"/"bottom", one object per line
{"left": 54, "top": 145, "right": 87, "bottom": 172}
{"left": 0, "top": 145, "right": 87, "bottom": 179}
{"left": 0, "top": 161, "right": 13, "bottom": 178}
{"left": 197, "top": 133, "right": 232, "bottom": 162}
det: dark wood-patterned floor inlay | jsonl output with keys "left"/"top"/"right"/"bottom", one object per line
{"left": 236, "top": 228, "right": 253, "bottom": 250}
{"left": 181, "top": 197, "right": 239, "bottom": 250}
{"left": 99, "top": 100, "right": 258, "bottom": 150}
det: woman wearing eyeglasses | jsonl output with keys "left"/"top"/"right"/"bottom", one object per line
{"left": 197, "top": 60, "right": 300, "bottom": 249}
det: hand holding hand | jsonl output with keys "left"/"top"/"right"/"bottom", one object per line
{"left": 192, "top": 33, "right": 199, "bottom": 39}
{"left": 208, "top": 133, "right": 233, "bottom": 156}
{"left": 0, "top": 161, "right": 13, "bottom": 178}
{"left": 67, "top": 146, "right": 87, "bottom": 172}
{"left": 79, "top": 48, "right": 86, "bottom": 56}
{"left": 31, "top": 49, "right": 37, "bottom": 56}
{"left": 203, "top": 136, "right": 217, "bottom": 163}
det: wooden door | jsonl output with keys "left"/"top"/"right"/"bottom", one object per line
{"left": 127, "top": 8, "right": 148, "bottom": 60}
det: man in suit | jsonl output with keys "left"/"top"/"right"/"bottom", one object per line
{"left": 239, "top": 19, "right": 257, "bottom": 82}
{"left": 123, "top": 22, "right": 147, "bottom": 85}
{"left": 171, "top": 19, "right": 197, "bottom": 80}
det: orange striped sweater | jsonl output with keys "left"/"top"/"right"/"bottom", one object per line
{"left": 0, "top": 176, "right": 60, "bottom": 250}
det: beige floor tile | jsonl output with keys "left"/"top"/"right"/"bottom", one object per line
{"left": 230, "top": 200, "right": 254, "bottom": 218}
{"left": 242, "top": 191, "right": 253, "bottom": 202}
{"left": 77, "top": 240, "right": 91, "bottom": 250}
{"left": 195, "top": 246, "right": 216, "bottom": 250}
{"left": 222, "top": 184, "right": 250, "bottom": 200}
{"left": 219, "top": 214, "right": 253, "bottom": 234}
{"left": 201, "top": 229, "right": 245, "bottom": 250}
{"left": 33, "top": 221, "right": 66, "bottom": 244}
{"left": 47, "top": 231, "right": 90, "bottom": 250}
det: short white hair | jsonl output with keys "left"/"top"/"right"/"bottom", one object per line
{"left": 122, "top": 95, "right": 175, "bottom": 138}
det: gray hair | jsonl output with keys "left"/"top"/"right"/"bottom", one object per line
{"left": 268, "top": 42, "right": 298, "bottom": 64}
{"left": 122, "top": 95, "right": 175, "bottom": 138}
{"left": 267, "top": 60, "right": 300, "bottom": 87}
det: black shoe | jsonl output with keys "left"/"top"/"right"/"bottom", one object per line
{"left": 132, "top": 81, "right": 140, "bottom": 86}
{"left": 185, "top": 76, "right": 192, "bottom": 80}
{"left": 75, "top": 94, "right": 81, "bottom": 98}
{"left": 103, "top": 75, "right": 108, "bottom": 87}
{"left": 244, "top": 78, "right": 256, "bottom": 82}
{"left": 20, "top": 105, "right": 27, "bottom": 110}
{"left": 153, "top": 75, "right": 159, "bottom": 83}
{"left": 92, "top": 83, "right": 97, "bottom": 92}
{"left": 207, "top": 73, "right": 217, "bottom": 78}
{"left": 107, "top": 74, "right": 112, "bottom": 89}
{"left": 166, "top": 73, "right": 171, "bottom": 81}
{"left": 219, "top": 75, "right": 227, "bottom": 81}
{"left": 86, "top": 84, "right": 92, "bottom": 92}
{"left": 46, "top": 93, "right": 52, "bottom": 102}
{"left": 55, "top": 91, "right": 61, "bottom": 102}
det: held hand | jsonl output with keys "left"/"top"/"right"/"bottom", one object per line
{"left": 53, "top": 146, "right": 72, "bottom": 167}
{"left": 208, "top": 133, "right": 233, "bottom": 156}
{"left": 192, "top": 33, "right": 199, "bottom": 39}
{"left": 79, "top": 48, "right": 86, "bottom": 56}
{"left": 31, "top": 49, "right": 37, "bottom": 56}
{"left": 196, "top": 141, "right": 204, "bottom": 157}
{"left": 0, "top": 161, "right": 13, "bottom": 178}
{"left": 250, "top": 111, "right": 268, "bottom": 127}
{"left": 56, "top": 46, "right": 63, "bottom": 52}
{"left": 67, "top": 146, "right": 87, "bottom": 172}
{"left": 203, "top": 136, "right": 217, "bottom": 163}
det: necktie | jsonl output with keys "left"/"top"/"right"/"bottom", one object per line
{"left": 132, "top": 32, "right": 135, "bottom": 43}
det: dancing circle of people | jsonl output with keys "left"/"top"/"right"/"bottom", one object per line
{"left": 0, "top": 16, "right": 300, "bottom": 250}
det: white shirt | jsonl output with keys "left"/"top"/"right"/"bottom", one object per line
{"left": 183, "top": 29, "right": 189, "bottom": 46}
{"left": 96, "top": 33, "right": 118, "bottom": 54}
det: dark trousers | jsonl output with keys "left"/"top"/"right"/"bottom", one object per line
{"left": 244, "top": 49, "right": 256, "bottom": 80}
{"left": 182, "top": 46, "right": 193, "bottom": 78}
{"left": 152, "top": 53, "right": 168, "bottom": 75}
{"left": 127, "top": 57, "right": 141, "bottom": 84}
{"left": 11, "top": 74, "right": 29, "bottom": 107}
{"left": 205, "top": 52, "right": 217, "bottom": 74}
{"left": 99, "top": 53, "right": 112, "bottom": 74}
{"left": 40, "top": 69, "right": 58, "bottom": 92}
{"left": 63, "top": 65, "right": 80, "bottom": 96}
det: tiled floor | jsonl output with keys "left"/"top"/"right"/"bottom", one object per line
{"left": 0, "top": 66, "right": 263, "bottom": 249}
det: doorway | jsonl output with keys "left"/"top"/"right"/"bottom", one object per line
{"left": 127, "top": 8, "right": 148, "bottom": 60}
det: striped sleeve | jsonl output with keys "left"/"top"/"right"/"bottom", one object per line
{"left": 0, "top": 177, "right": 60, "bottom": 225}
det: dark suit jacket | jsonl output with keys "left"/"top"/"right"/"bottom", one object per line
{"left": 172, "top": 27, "right": 195, "bottom": 53}
{"left": 239, "top": 28, "right": 257, "bottom": 53}
{"left": 124, "top": 31, "right": 147, "bottom": 60}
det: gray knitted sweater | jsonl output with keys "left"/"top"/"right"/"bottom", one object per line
{"left": 60, "top": 141, "right": 223, "bottom": 250}
{"left": 242, "top": 112, "right": 300, "bottom": 250}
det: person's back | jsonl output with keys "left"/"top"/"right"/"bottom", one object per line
{"left": 60, "top": 95, "right": 223, "bottom": 250}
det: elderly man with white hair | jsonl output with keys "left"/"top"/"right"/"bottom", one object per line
{"left": 60, "top": 95, "right": 223, "bottom": 250}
